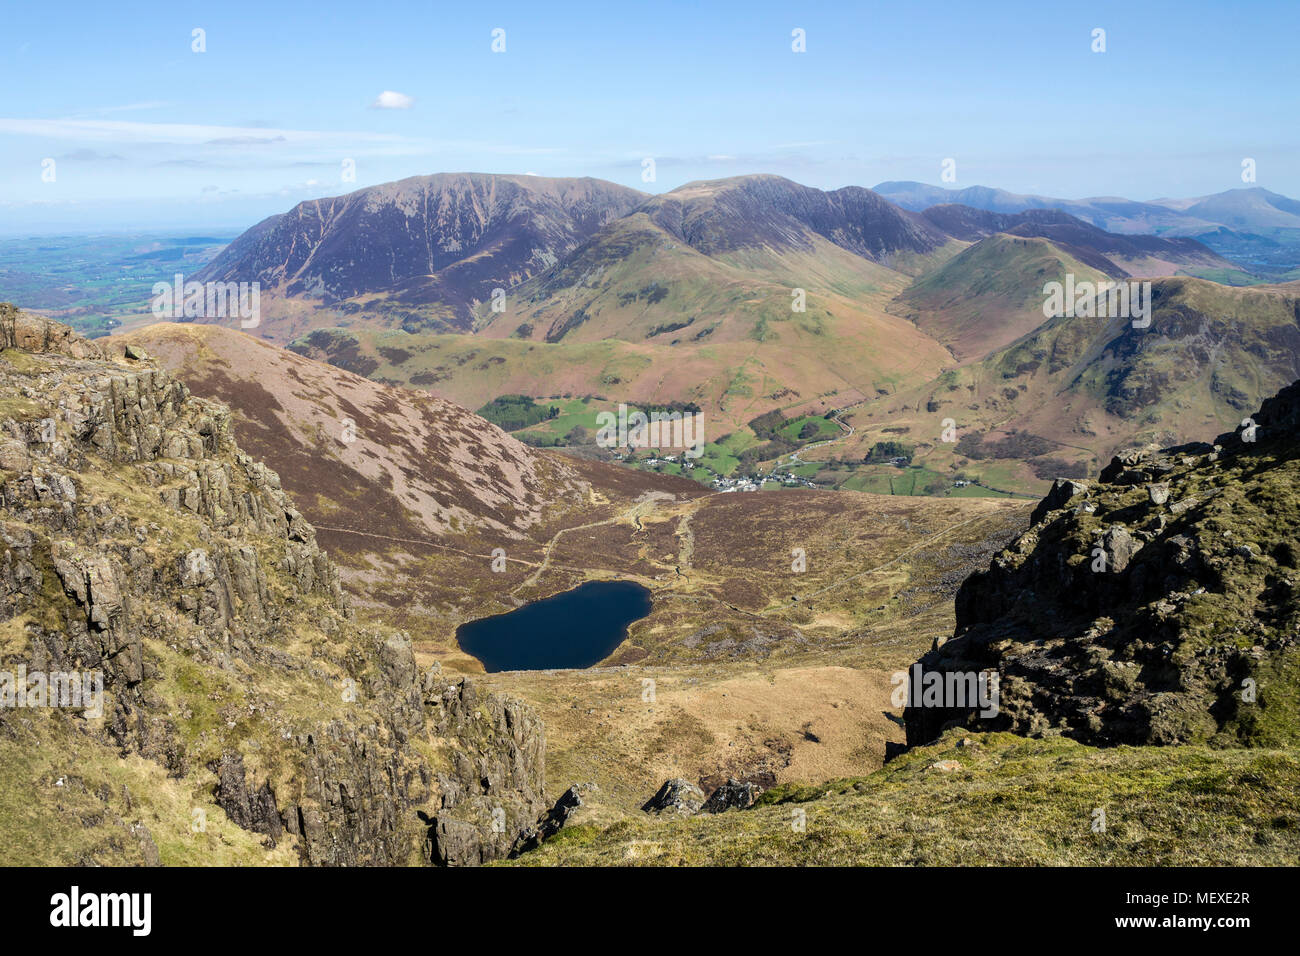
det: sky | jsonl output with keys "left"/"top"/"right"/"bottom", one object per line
{"left": 2, "top": 0, "right": 1298, "bottom": 234}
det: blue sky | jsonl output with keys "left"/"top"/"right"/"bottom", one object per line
{"left": 2, "top": 0, "right": 1297, "bottom": 234}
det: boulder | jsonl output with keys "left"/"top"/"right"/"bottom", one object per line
{"left": 700, "top": 777, "right": 762, "bottom": 813}
{"left": 642, "top": 778, "right": 706, "bottom": 815}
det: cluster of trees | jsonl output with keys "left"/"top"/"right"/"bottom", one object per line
{"left": 742, "top": 410, "right": 799, "bottom": 466}
{"left": 864, "top": 440, "right": 914, "bottom": 463}
{"left": 475, "top": 394, "right": 561, "bottom": 431}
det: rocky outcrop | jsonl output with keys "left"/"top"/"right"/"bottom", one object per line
{"left": 1028, "top": 478, "right": 1088, "bottom": 526}
{"left": 642, "top": 778, "right": 706, "bottom": 816}
{"left": 214, "top": 751, "right": 283, "bottom": 845}
{"left": 422, "top": 663, "right": 548, "bottom": 866}
{"left": 905, "top": 377, "right": 1300, "bottom": 749}
{"left": 700, "top": 778, "right": 762, "bottom": 813}
{"left": 510, "top": 785, "right": 584, "bottom": 856}
{"left": 0, "top": 303, "right": 104, "bottom": 360}
{"left": 0, "top": 308, "right": 548, "bottom": 865}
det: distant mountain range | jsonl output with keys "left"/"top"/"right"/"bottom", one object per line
{"left": 875, "top": 181, "right": 1300, "bottom": 276}
{"left": 175, "top": 172, "right": 1300, "bottom": 497}
{"left": 194, "top": 172, "right": 1254, "bottom": 341}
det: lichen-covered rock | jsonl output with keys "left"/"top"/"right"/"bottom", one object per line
{"left": 0, "top": 303, "right": 104, "bottom": 360}
{"left": 1029, "top": 478, "right": 1088, "bottom": 525}
{"left": 905, "top": 377, "right": 1300, "bottom": 749}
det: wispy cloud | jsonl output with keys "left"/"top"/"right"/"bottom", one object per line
{"left": 0, "top": 118, "right": 405, "bottom": 146}
{"left": 57, "top": 148, "right": 125, "bottom": 162}
{"left": 205, "top": 134, "right": 288, "bottom": 146}
{"left": 98, "top": 101, "right": 170, "bottom": 115}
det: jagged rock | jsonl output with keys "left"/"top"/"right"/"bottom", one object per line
{"left": 1030, "top": 478, "right": 1088, "bottom": 525}
{"left": 0, "top": 303, "right": 103, "bottom": 360}
{"left": 642, "top": 777, "right": 706, "bottom": 815}
{"left": 428, "top": 818, "right": 483, "bottom": 867}
{"left": 1097, "top": 524, "right": 1139, "bottom": 572}
{"left": 134, "top": 824, "right": 161, "bottom": 866}
{"left": 213, "top": 751, "right": 282, "bottom": 844}
{"left": 905, "top": 376, "right": 1300, "bottom": 749}
{"left": 511, "top": 785, "right": 583, "bottom": 856}
{"left": 700, "top": 777, "right": 762, "bottom": 813}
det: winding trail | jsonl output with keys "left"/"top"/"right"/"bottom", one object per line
{"left": 513, "top": 491, "right": 701, "bottom": 596}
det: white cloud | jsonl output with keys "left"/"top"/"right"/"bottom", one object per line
{"left": 370, "top": 90, "right": 414, "bottom": 110}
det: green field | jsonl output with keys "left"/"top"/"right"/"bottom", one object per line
{"left": 696, "top": 431, "right": 759, "bottom": 476}
{"left": 513, "top": 397, "right": 612, "bottom": 442}
{"left": 776, "top": 414, "right": 841, "bottom": 443}
{"left": 0, "top": 232, "right": 234, "bottom": 337}
{"left": 834, "top": 463, "right": 986, "bottom": 497}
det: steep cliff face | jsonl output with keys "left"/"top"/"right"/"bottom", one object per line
{"left": 0, "top": 305, "right": 547, "bottom": 865}
{"left": 905, "top": 376, "right": 1300, "bottom": 748}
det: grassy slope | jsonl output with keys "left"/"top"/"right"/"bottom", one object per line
{"left": 841, "top": 277, "right": 1300, "bottom": 496}
{"left": 894, "top": 234, "right": 1112, "bottom": 362}
{"left": 0, "top": 710, "right": 299, "bottom": 866}
{"left": 288, "top": 320, "right": 945, "bottom": 443}
{"left": 511, "top": 730, "right": 1300, "bottom": 866}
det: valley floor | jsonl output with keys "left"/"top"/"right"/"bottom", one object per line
{"left": 417, "top": 488, "right": 1028, "bottom": 818}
